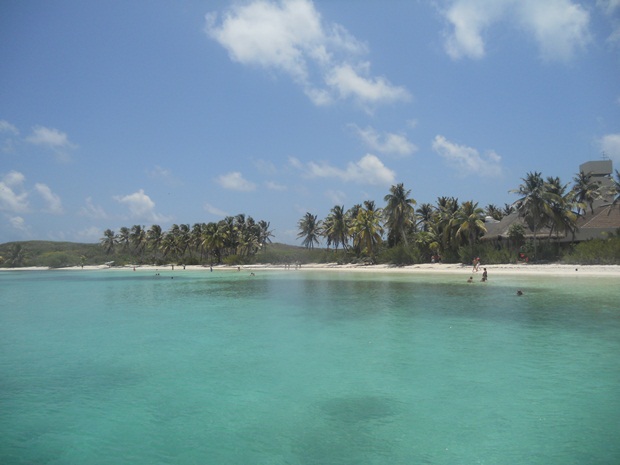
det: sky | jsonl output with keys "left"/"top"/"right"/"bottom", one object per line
{"left": 1, "top": 0, "right": 619, "bottom": 246}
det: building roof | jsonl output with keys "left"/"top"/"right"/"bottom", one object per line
{"left": 482, "top": 204, "right": 620, "bottom": 242}
{"left": 577, "top": 204, "right": 620, "bottom": 229}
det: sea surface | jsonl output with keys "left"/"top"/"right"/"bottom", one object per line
{"left": 1, "top": 268, "right": 619, "bottom": 465}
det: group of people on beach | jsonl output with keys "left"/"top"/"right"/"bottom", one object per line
{"left": 467, "top": 257, "right": 487, "bottom": 283}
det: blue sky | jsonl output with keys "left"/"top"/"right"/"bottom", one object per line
{"left": 1, "top": 0, "right": 619, "bottom": 245}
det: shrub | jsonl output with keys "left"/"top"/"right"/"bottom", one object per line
{"left": 561, "top": 236, "right": 620, "bottom": 264}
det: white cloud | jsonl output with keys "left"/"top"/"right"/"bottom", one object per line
{"left": 79, "top": 197, "right": 108, "bottom": 219}
{"left": 599, "top": 133, "right": 620, "bottom": 162}
{"left": 0, "top": 171, "right": 29, "bottom": 212}
{"left": 432, "top": 135, "right": 502, "bottom": 177}
{"left": 254, "top": 159, "right": 278, "bottom": 175}
{"left": 217, "top": 171, "right": 257, "bottom": 191}
{"left": 325, "top": 63, "right": 410, "bottom": 105}
{"left": 266, "top": 181, "right": 287, "bottom": 191}
{"left": 34, "top": 183, "right": 63, "bottom": 214}
{"left": 297, "top": 154, "right": 396, "bottom": 186}
{"left": 204, "top": 202, "right": 229, "bottom": 217}
{"left": 597, "top": 0, "right": 620, "bottom": 15}
{"left": 325, "top": 189, "right": 346, "bottom": 204}
{"left": 76, "top": 226, "right": 103, "bottom": 242}
{"left": 443, "top": 0, "right": 502, "bottom": 60}
{"left": 351, "top": 124, "right": 417, "bottom": 157}
{"left": 9, "top": 216, "right": 30, "bottom": 234}
{"left": 147, "top": 165, "right": 182, "bottom": 187}
{"left": 2, "top": 170, "right": 26, "bottom": 187}
{"left": 114, "top": 189, "right": 169, "bottom": 222}
{"left": 26, "top": 125, "right": 76, "bottom": 161}
{"left": 442, "top": 0, "right": 590, "bottom": 61}
{"left": 206, "top": 0, "right": 409, "bottom": 107}
{"left": 0, "top": 120, "right": 19, "bottom": 135}
{"left": 597, "top": 0, "right": 620, "bottom": 44}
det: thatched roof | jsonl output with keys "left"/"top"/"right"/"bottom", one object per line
{"left": 481, "top": 212, "right": 558, "bottom": 241}
{"left": 482, "top": 204, "right": 620, "bottom": 242}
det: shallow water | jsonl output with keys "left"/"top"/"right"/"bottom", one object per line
{"left": 1, "top": 269, "right": 619, "bottom": 465}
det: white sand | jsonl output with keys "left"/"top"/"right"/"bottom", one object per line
{"left": 4, "top": 262, "right": 618, "bottom": 277}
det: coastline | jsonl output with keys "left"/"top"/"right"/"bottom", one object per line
{"left": 2, "top": 262, "right": 620, "bottom": 277}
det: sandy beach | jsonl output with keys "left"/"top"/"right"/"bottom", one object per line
{"left": 3, "top": 262, "right": 619, "bottom": 277}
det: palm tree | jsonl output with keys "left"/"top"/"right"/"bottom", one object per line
{"left": 116, "top": 226, "right": 131, "bottom": 251}
{"left": 350, "top": 205, "right": 384, "bottom": 260}
{"left": 452, "top": 201, "right": 487, "bottom": 257}
{"left": 546, "top": 176, "right": 578, "bottom": 241}
{"left": 201, "top": 222, "right": 224, "bottom": 263}
{"left": 435, "top": 196, "right": 460, "bottom": 256}
{"left": 257, "top": 220, "right": 274, "bottom": 252}
{"left": 416, "top": 203, "right": 436, "bottom": 232}
{"left": 346, "top": 204, "right": 363, "bottom": 254}
{"left": 129, "top": 225, "right": 147, "bottom": 257}
{"left": 323, "top": 205, "right": 349, "bottom": 251}
{"left": 572, "top": 171, "right": 602, "bottom": 215}
{"left": 297, "top": 212, "right": 322, "bottom": 249}
{"left": 101, "top": 229, "right": 116, "bottom": 255}
{"left": 502, "top": 203, "right": 515, "bottom": 217}
{"left": 484, "top": 204, "right": 503, "bottom": 221}
{"left": 510, "top": 172, "right": 557, "bottom": 260}
{"left": 161, "top": 232, "right": 180, "bottom": 260}
{"left": 178, "top": 224, "right": 191, "bottom": 259}
{"left": 383, "top": 183, "right": 416, "bottom": 246}
{"left": 190, "top": 223, "right": 205, "bottom": 260}
{"left": 146, "top": 224, "right": 164, "bottom": 260}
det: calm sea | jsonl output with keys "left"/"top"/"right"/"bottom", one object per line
{"left": 1, "top": 269, "right": 619, "bottom": 465}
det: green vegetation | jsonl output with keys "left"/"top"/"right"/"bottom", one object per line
{"left": 1, "top": 170, "right": 619, "bottom": 268}
{"left": 295, "top": 170, "right": 620, "bottom": 265}
{"left": 0, "top": 241, "right": 106, "bottom": 268}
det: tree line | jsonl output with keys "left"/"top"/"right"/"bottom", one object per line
{"left": 100, "top": 215, "right": 273, "bottom": 265}
{"left": 297, "top": 169, "right": 620, "bottom": 263}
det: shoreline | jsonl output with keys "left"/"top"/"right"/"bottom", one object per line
{"left": 2, "top": 262, "right": 620, "bottom": 277}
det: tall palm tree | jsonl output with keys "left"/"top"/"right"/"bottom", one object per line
{"left": 129, "top": 225, "right": 147, "bottom": 257}
{"left": 510, "top": 172, "right": 557, "bottom": 259}
{"left": 452, "top": 201, "right": 487, "bottom": 257}
{"left": 416, "top": 203, "right": 436, "bottom": 232}
{"left": 116, "top": 226, "right": 131, "bottom": 251}
{"left": 201, "top": 222, "right": 224, "bottom": 263}
{"left": 101, "top": 229, "right": 116, "bottom": 255}
{"left": 257, "top": 220, "right": 274, "bottom": 252}
{"left": 435, "top": 196, "right": 460, "bottom": 256}
{"left": 572, "top": 171, "right": 602, "bottom": 215}
{"left": 146, "top": 224, "right": 164, "bottom": 259}
{"left": 546, "top": 176, "right": 578, "bottom": 241}
{"left": 178, "top": 224, "right": 191, "bottom": 259}
{"left": 350, "top": 205, "right": 384, "bottom": 260}
{"left": 190, "top": 223, "right": 205, "bottom": 260}
{"left": 161, "top": 231, "right": 180, "bottom": 260}
{"left": 323, "top": 205, "right": 349, "bottom": 251}
{"left": 297, "top": 212, "right": 322, "bottom": 249}
{"left": 383, "top": 183, "right": 416, "bottom": 246}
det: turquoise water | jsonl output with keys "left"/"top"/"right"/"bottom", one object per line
{"left": 1, "top": 269, "right": 619, "bottom": 465}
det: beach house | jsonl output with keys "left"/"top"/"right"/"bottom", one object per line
{"left": 482, "top": 160, "right": 620, "bottom": 245}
